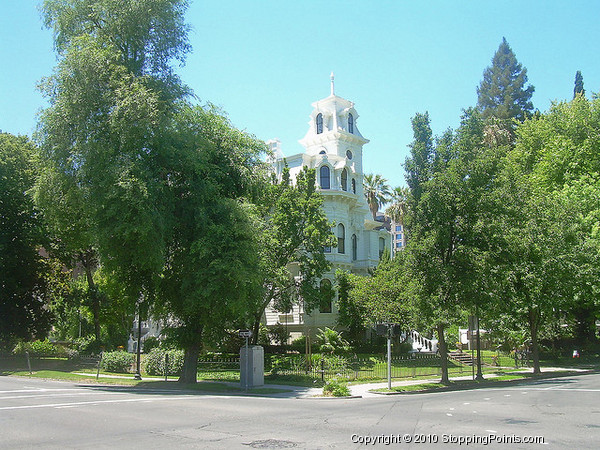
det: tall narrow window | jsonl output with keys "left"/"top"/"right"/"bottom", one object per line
{"left": 348, "top": 113, "right": 354, "bottom": 133}
{"left": 341, "top": 168, "right": 348, "bottom": 191}
{"left": 319, "top": 279, "right": 333, "bottom": 313}
{"left": 316, "top": 113, "right": 323, "bottom": 134}
{"left": 351, "top": 178, "right": 356, "bottom": 194}
{"left": 379, "top": 237, "right": 385, "bottom": 259}
{"left": 337, "top": 223, "right": 345, "bottom": 254}
{"left": 320, "top": 165, "right": 330, "bottom": 189}
{"left": 352, "top": 234, "right": 357, "bottom": 261}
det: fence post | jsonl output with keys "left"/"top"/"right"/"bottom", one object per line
{"left": 165, "top": 352, "right": 169, "bottom": 382}
{"left": 320, "top": 358, "right": 325, "bottom": 383}
{"left": 25, "top": 351, "right": 32, "bottom": 374}
{"left": 96, "top": 352, "right": 103, "bottom": 380}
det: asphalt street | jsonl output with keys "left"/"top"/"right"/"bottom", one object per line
{"left": 0, "top": 373, "right": 598, "bottom": 449}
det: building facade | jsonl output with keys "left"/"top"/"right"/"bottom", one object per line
{"left": 265, "top": 77, "right": 390, "bottom": 340}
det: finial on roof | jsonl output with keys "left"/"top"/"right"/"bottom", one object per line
{"left": 330, "top": 72, "right": 335, "bottom": 96}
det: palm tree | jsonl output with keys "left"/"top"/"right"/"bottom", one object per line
{"left": 385, "top": 186, "right": 410, "bottom": 225}
{"left": 363, "top": 173, "right": 391, "bottom": 220}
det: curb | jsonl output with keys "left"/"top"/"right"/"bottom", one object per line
{"left": 298, "top": 395, "right": 362, "bottom": 399}
{"left": 365, "top": 369, "right": 598, "bottom": 396}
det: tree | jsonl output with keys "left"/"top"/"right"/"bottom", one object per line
{"left": 385, "top": 186, "right": 410, "bottom": 226}
{"left": 249, "top": 166, "right": 336, "bottom": 344}
{"left": 363, "top": 173, "right": 391, "bottom": 220}
{"left": 477, "top": 37, "right": 535, "bottom": 123}
{"left": 37, "top": 0, "right": 192, "bottom": 348}
{"left": 486, "top": 164, "right": 577, "bottom": 374}
{"left": 0, "top": 133, "right": 51, "bottom": 346}
{"left": 155, "top": 104, "right": 267, "bottom": 383}
{"left": 404, "top": 109, "right": 501, "bottom": 383}
{"left": 341, "top": 253, "right": 414, "bottom": 331}
{"left": 404, "top": 112, "right": 434, "bottom": 204}
{"left": 574, "top": 70, "right": 585, "bottom": 98}
{"left": 506, "top": 95, "right": 600, "bottom": 353}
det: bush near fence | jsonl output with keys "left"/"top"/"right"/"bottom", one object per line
{"left": 144, "top": 348, "right": 184, "bottom": 376}
{"left": 100, "top": 351, "right": 134, "bottom": 373}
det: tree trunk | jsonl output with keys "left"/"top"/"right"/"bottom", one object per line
{"left": 179, "top": 343, "right": 201, "bottom": 384}
{"left": 528, "top": 307, "right": 541, "bottom": 375}
{"left": 82, "top": 262, "right": 101, "bottom": 341}
{"left": 437, "top": 324, "right": 449, "bottom": 384}
{"left": 251, "top": 313, "right": 262, "bottom": 345}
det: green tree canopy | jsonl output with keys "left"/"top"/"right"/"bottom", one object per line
{"left": 0, "top": 133, "right": 51, "bottom": 346}
{"left": 250, "top": 166, "right": 336, "bottom": 343}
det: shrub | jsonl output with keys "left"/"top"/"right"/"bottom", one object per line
{"left": 100, "top": 351, "right": 134, "bottom": 373}
{"left": 143, "top": 348, "right": 184, "bottom": 376}
{"left": 12, "top": 340, "right": 67, "bottom": 357}
{"left": 323, "top": 379, "right": 351, "bottom": 397}
{"left": 316, "top": 328, "right": 350, "bottom": 355}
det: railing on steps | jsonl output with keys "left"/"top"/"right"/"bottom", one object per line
{"left": 410, "top": 330, "right": 438, "bottom": 353}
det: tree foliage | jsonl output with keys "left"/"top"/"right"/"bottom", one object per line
{"left": 0, "top": 133, "right": 51, "bottom": 345}
{"left": 403, "top": 109, "right": 503, "bottom": 382}
{"left": 573, "top": 70, "right": 585, "bottom": 98}
{"left": 250, "top": 166, "right": 335, "bottom": 343}
{"left": 477, "top": 37, "right": 535, "bottom": 123}
{"left": 363, "top": 173, "right": 391, "bottom": 220}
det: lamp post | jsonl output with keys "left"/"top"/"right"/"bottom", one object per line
{"left": 475, "top": 303, "right": 484, "bottom": 381}
{"left": 134, "top": 300, "right": 142, "bottom": 380}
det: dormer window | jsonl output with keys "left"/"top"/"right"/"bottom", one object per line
{"left": 348, "top": 113, "right": 354, "bottom": 134}
{"left": 320, "top": 165, "right": 330, "bottom": 189}
{"left": 316, "top": 113, "right": 323, "bottom": 134}
{"left": 341, "top": 169, "right": 348, "bottom": 191}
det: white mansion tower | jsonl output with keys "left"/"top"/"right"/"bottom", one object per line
{"left": 266, "top": 75, "right": 390, "bottom": 338}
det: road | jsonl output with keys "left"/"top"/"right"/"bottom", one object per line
{"left": 0, "top": 373, "right": 598, "bottom": 449}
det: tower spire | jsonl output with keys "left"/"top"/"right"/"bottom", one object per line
{"left": 330, "top": 72, "right": 335, "bottom": 96}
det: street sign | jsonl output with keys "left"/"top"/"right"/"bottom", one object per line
{"left": 238, "top": 329, "right": 252, "bottom": 338}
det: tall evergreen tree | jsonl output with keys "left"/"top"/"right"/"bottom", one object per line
{"left": 574, "top": 70, "right": 585, "bottom": 98}
{"left": 404, "top": 112, "right": 434, "bottom": 204}
{"left": 477, "top": 38, "right": 535, "bottom": 123}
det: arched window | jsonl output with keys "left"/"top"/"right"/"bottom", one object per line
{"left": 352, "top": 234, "right": 357, "bottom": 261}
{"left": 341, "top": 168, "right": 348, "bottom": 191}
{"left": 337, "top": 223, "right": 345, "bottom": 254}
{"left": 351, "top": 178, "right": 356, "bottom": 194}
{"left": 319, "top": 165, "right": 330, "bottom": 189}
{"left": 348, "top": 113, "right": 354, "bottom": 133}
{"left": 319, "top": 279, "right": 333, "bottom": 313}
{"left": 316, "top": 113, "right": 323, "bottom": 134}
{"left": 379, "top": 237, "right": 385, "bottom": 259}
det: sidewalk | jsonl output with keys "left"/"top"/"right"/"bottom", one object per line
{"left": 72, "top": 366, "right": 591, "bottom": 399}
{"left": 346, "top": 366, "right": 591, "bottom": 398}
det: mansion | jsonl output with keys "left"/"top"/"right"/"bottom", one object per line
{"left": 264, "top": 76, "right": 391, "bottom": 340}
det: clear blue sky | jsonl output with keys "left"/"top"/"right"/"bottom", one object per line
{"left": 2, "top": 1, "right": 599, "bottom": 188}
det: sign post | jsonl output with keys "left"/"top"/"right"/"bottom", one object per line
{"left": 387, "top": 325, "right": 392, "bottom": 390}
